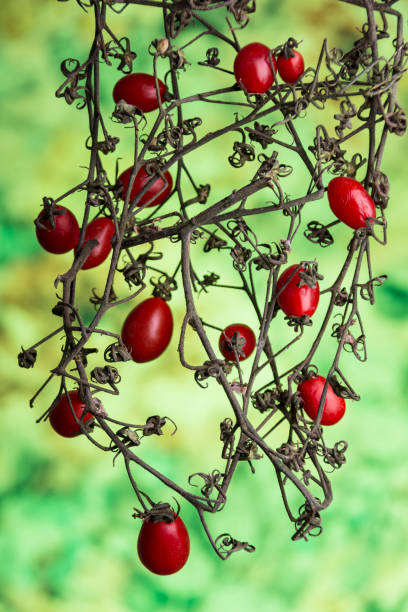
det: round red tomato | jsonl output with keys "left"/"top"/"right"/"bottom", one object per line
{"left": 118, "top": 164, "right": 173, "bottom": 208}
{"left": 234, "top": 42, "right": 277, "bottom": 94}
{"left": 276, "top": 265, "right": 320, "bottom": 318}
{"left": 49, "top": 390, "right": 94, "bottom": 437}
{"left": 219, "top": 323, "right": 256, "bottom": 362}
{"left": 35, "top": 205, "right": 79, "bottom": 254}
{"left": 77, "top": 217, "right": 115, "bottom": 270}
{"left": 121, "top": 297, "right": 173, "bottom": 363}
{"left": 328, "top": 177, "right": 376, "bottom": 230}
{"left": 277, "top": 49, "right": 305, "bottom": 84}
{"left": 113, "top": 73, "right": 166, "bottom": 113}
{"left": 298, "top": 375, "right": 346, "bottom": 426}
{"left": 137, "top": 514, "right": 190, "bottom": 575}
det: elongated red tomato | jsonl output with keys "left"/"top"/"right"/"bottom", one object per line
{"left": 277, "top": 50, "right": 305, "bottom": 83}
{"left": 137, "top": 514, "right": 190, "bottom": 575}
{"left": 121, "top": 297, "right": 173, "bottom": 363}
{"left": 276, "top": 265, "right": 320, "bottom": 317}
{"left": 118, "top": 164, "right": 173, "bottom": 208}
{"left": 219, "top": 323, "right": 256, "bottom": 362}
{"left": 234, "top": 42, "right": 277, "bottom": 94}
{"left": 49, "top": 390, "right": 94, "bottom": 438}
{"left": 298, "top": 375, "right": 346, "bottom": 426}
{"left": 35, "top": 205, "right": 79, "bottom": 254}
{"left": 113, "top": 73, "right": 166, "bottom": 113}
{"left": 328, "top": 177, "right": 376, "bottom": 229}
{"left": 77, "top": 217, "right": 115, "bottom": 270}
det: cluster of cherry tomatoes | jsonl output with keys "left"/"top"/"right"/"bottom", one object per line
{"left": 37, "top": 37, "right": 378, "bottom": 575}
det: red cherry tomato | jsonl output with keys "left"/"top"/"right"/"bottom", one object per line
{"left": 328, "top": 177, "right": 376, "bottom": 230}
{"left": 276, "top": 265, "right": 320, "bottom": 317}
{"left": 234, "top": 42, "right": 277, "bottom": 94}
{"left": 35, "top": 205, "right": 79, "bottom": 254}
{"left": 137, "top": 514, "right": 190, "bottom": 575}
{"left": 113, "top": 73, "right": 166, "bottom": 113}
{"left": 118, "top": 164, "right": 173, "bottom": 208}
{"left": 49, "top": 390, "right": 94, "bottom": 438}
{"left": 77, "top": 217, "right": 115, "bottom": 270}
{"left": 121, "top": 297, "right": 173, "bottom": 363}
{"left": 277, "top": 50, "right": 305, "bottom": 84}
{"left": 219, "top": 323, "right": 256, "bottom": 361}
{"left": 298, "top": 375, "right": 346, "bottom": 426}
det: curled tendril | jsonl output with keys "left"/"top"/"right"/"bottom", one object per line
{"left": 356, "top": 274, "right": 387, "bottom": 303}
{"left": 322, "top": 441, "right": 348, "bottom": 470}
{"left": 105, "top": 37, "right": 137, "bottom": 73}
{"left": 188, "top": 470, "right": 224, "bottom": 498}
{"left": 304, "top": 221, "right": 334, "bottom": 247}
{"left": 215, "top": 533, "right": 256, "bottom": 559}
{"left": 292, "top": 502, "right": 322, "bottom": 541}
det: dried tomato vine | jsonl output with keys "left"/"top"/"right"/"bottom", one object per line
{"left": 19, "top": 0, "right": 407, "bottom": 560}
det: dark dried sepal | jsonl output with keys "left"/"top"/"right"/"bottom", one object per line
{"left": 18, "top": 347, "right": 37, "bottom": 369}
{"left": 104, "top": 342, "right": 132, "bottom": 363}
{"left": 133, "top": 501, "right": 178, "bottom": 524}
{"left": 251, "top": 388, "right": 280, "bottom": 412}
{"left": 194, "top": 360, "right": 234, "bottom": 387}
{"left": 188, "top": 469, "right": 223, "bottom": 498}
{"left": 284, "top": 314, "right": 313, "bottom": 332}
{"left": 91, "top": 365, "right": 121, "bottom": 387}
{"left": 304, "top": 221, "right": 334, "bottom": 247}
{"left": 150, "top": 274, "right": 177, "bottom": 301}
{"left": 52, "top": 302, "right": 76, "bottom": 320}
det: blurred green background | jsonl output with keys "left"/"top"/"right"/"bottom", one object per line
{"left": 1, "top": 0, "right": 408, "bottom": 611}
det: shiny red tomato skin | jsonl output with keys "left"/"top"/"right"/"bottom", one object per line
{"left": 118, "top": 164, "right": 173, "bottom": 208}
{"left": 298, "top": 375, "right": 346, "bottom": 426}
{"left": 276, "top": 265, "right": 320, "bottom": 317}
{"left": 328, "top": 177, "right": 376, "bottom": 229}
{"left": 137, "top": 514, "right": 190, "bottom": 575}
{"left": 121, "top": 297, "right": 173, "bottom": 363}
{"left": 234, "top": 43, "right": 277, "bottom": 94}
{"left": 277, "top": 50, "right": 305, "bottom": 83}
{"left": 77, "top": 217, "right": 115, "bottom": 270}
{"left": 35, "top": 205, "right": 80, "bottom": 254}
{"left": 219, "top": 323, "right": 256, "bottom": 362}
{"left": 113, "top": 73, "right": 166, "bottom": 113}
{"left": 49, "top": 390, "right": 94, "bottom": 438}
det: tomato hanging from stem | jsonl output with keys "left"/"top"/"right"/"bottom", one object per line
{"left": 298, "top": 375, "right": 346, "bottom": 426}
{"left": 35, "top": 205, "right": 79, "bottom": 254}
{"left": 49, "top": 390, "right": 94, "bottom": 438}
{"left": 219, "top": 323, "right": 256, "bottom": 361}
{"left": 277, "top": 49, "right": 305, "bottom": 83}
{"left": 137, "top": 513, "right": 190, "bottom": 575}
{"left": 113, "top": 73, "right": 166, "bottom": 113}
{"left": 234, "top": 42, "right": 277, "bottom": 94}
{"left": 118, "top": 164, "right": 173, "bottom": 208}
{"left": 276, "top": 265, "right": 320, "bottom": 318}
{"left": 121, "top": 297, "right": 173, "bottom": 363}
{"left": 77, "top": 216, "right": 115, "bottom": 270}
{"left": 327, "top": 176, "right": 376, "bottom": 229}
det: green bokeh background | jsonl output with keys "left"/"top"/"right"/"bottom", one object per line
{"left": 1, "top": 1, "right": 408, "bottom": 611}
